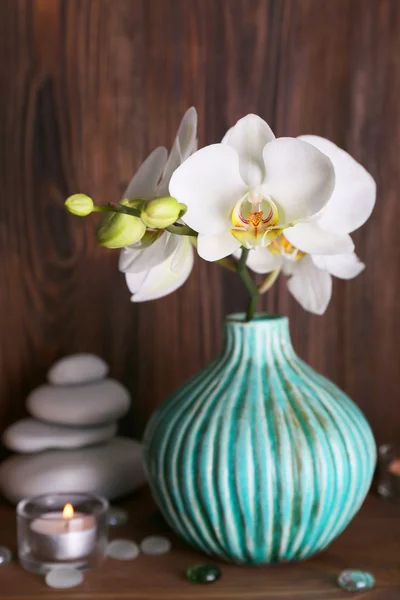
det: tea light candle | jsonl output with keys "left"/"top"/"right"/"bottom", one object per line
{"left": 29, "top": 503, "right": 97, "bottom": 561}
{"left": 17, "top": 493, "right": 108, "bottom": 574}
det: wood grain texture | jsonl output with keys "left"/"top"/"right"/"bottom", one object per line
{"left": 1, "top": 487, "right": 400, "bottom": 599}
{"left": 0, "top": 0, "right": 399, "bottom": 443}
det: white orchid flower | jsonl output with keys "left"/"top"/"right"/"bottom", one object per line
{"left": 169, "top": 114, "right": 337, "bottom": 262}
{"left": 242, "top": 136, "right": 376, "bottom": 314}
{"left": 124, "top": 236, "right": 194, "bottom": 302}
{"left": 119, "top": 108, "right": 197, "bottom": 302}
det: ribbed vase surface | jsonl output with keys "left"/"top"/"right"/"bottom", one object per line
{"left": 143, "top": 314, "right": 376, "bottom": 564}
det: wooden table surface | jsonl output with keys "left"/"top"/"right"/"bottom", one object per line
{"left": 1, "top": 488, "right": 399, "bottom": 600}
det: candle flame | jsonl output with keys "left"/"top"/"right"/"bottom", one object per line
{"left": 62, "top": 503, "right": 74, "bottom": 520}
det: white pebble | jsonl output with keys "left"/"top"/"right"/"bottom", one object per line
{"left": 140, "top": 536, "right": 171, "bottom": 555}
{"left": 107, "top": 539, "right": 139, "bottom": 561}
{"left": 48, "top": 353, "right": 108, "bottom": 385}
{"left": 45, "top": 567, "right": 84, "bottom": 589}
{"left": 106, "top": 539, "right": 140, "bottom": 560}
{"left": 0, "top": 546, "right": 12, "bottom": 564}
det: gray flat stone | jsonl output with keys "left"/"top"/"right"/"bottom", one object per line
{"left": 2, "top": 418, "right": 117, "bottom": 453}
{"left": 0, "top": 438, "right": 146, "bottom": 504}
{"left": 48, "top": 353, "right": 108, "bottom": 385}
{"left": 26, "top": 379, "right": 131, "bottom": 426}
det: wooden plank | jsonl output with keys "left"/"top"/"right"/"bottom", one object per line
{"left": 0, "top": 0, "right": 399, "bottom": 443}
{"left": 1, "top": 488, "right": 400, "bottom": 598}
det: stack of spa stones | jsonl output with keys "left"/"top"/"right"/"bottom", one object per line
{"left": 0, "top": 354, "right": 146, "bottom": 503}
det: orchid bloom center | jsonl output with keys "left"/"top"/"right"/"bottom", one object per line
{"left": 230, "top": 192, "right": 282, "bottom": 248}
{"left": 270, "top": 235, "right": 306, "bottom": 262}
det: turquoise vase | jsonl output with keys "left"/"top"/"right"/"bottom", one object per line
{"left": 143, "top": 314, "right": 376, "bottom": 564}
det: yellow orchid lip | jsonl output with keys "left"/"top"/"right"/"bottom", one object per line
{"left": 230, "top": 193, "right": 282, "bottom": 248}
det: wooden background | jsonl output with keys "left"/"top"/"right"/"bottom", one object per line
{"left": 0, "top": 0, "right": 399, "bottom": 446}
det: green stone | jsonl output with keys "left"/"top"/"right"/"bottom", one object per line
{"left": 186, "top": 564, "right": 221, "bottom": 584}
{"left": 337, "top": 570, "right": 375, "bottom": 592}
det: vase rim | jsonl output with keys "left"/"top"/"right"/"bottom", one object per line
{"left": 226, "top": 312, "right": 288, "bottom": 326}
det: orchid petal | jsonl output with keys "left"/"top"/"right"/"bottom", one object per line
{"left": 124, "top": 147, "right": 168, "bottom": 200}
{"left": 299, "top": 135, "right": 376, "bottom": 234}
{"left": 230, "top": 226, "right": 283, "bottom": 249}
{"left": 284, "top": 222, "right": 354, "bottom": 255}
{"left": 197, "top": 231, "right": 241, "bottom": 262}
{"left": 171, "top": 236, "right": 193, "bottom": 272}
{"left": 287, "top": 256, "right": 332, "bottom": 315}
{"left": 282, "top": 260, "right": 297, "bottom": 276}
{"left": 158, "top": 108, "right": 198, "bottom": 195}
{"left": 124, "top": 271, "right": 148, "bottom": 294}
{"left": 261, "top": 138, "right": 335, "bottom": 224}
{"left": 169, "top": 144, "right": 248, "bottom": 236}
{"left": 222, "top": 114, "right": 275, "bottom": 187}
{"left": 312, "top": 252, "right": 365, "bottom": 279}
{"left": 176, "top": 107, "right": 198, "bottom": 161}
{"left": 126, "top": 237, "right": 193, "bottom": 302}
{"left": 244, "top": 247, "right": 282, "bottom": 274}
{"left": 157, "top": 146, "right": 181, "bottom": 196}
{"left": 119, "top": 231, "right": 180, "bottom": 274}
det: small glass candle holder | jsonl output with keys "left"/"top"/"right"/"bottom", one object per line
{"left": 377, "top": 444, "right": 400, "bottom": 502}
{"left": 17, "top": 493, "right": 109, "bottom": 574}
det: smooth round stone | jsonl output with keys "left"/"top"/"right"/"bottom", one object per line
{"left": 108, "top": 507, "right": 129, "bottom": 527}
{"left": 0, "top": 438, "right": 146, "bottom": 504}
{"left": 377, "top": 483, "right": 392, "bottom": 498}
{"left": 186, "top": 564, "right": 221, "bottom": 584}
{"left": 48, "top": 353, "right": 108, "bottom": 385}
{"left": 2, "top": 418, "right": 117, "bottom": 453}
{"left": 26, "top": 379, "right": 131, "bottom": 426}
{"left": 45, "top": 567, "right": 84, "bottom": 589}
{"left": 0, "top": 546, "right": 12, "bottom": 564}
{"left": 140, "top": 536, "right": 171, "bottom": 555}
{"left": 337, "top": 570, "right": 375, "bottom": 592}
{"left": 379, "top": 444, "right": 393, "bottom": 458}
{"left": 107, "top": 539, "right": 139, "bottom": 560}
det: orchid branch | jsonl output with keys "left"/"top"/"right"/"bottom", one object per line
{"left": 93, "top": 203, "right": 142, "bottom": 218}
{"left": 164, "top": 223, "right": 198, "bottom": 237}
{"left": 93, "top": 202, "right": 197, "bottom": 237}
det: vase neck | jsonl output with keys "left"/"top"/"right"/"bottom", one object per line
{"left": 222, "top": 313, "right": 295, "bottom": 362}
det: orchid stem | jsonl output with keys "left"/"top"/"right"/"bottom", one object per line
{"left": 93, "top": 203, "right": 142, "bottom": 218}
{"left": 165, "top": 223, "right": 198, "bottom": 237}
{"left": 237, "top": 248, "right": 259, "bottom": 322}
{"left": 92, "top": 203, "right": 197, "bottom": 237}
{"left": 92, "top": 205, "right": 114, "bottom": 213}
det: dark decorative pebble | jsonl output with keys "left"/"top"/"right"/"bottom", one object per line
{"left": 186, "top": 563, "right": 221, "bottom": 584}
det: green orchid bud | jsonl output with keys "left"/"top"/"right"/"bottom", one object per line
{"left": 65, "top": 194, "right": 94, "bottom": 216}
{"left": 96, "top": 199, "right": 146, "bottom": 248}
{"left": 141, "top": 196, "right": 185, "bottom": 229}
